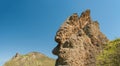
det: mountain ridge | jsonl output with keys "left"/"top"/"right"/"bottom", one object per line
{"left": 4, "top": 52, "right": 55, "bottom": 66}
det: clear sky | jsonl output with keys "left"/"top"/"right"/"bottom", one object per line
{"left": 0, "top": 0, "right": 120, "bottom": 66}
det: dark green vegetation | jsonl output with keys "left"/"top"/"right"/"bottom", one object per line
{"left": 4, "top": 52, "right": 55, "bottom": 66}
{"left": 97, "top": 38, "right": 120, "bottom": 66}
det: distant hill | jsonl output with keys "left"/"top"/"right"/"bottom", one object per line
{"left": 4, "top": 52, "right": 55, "bottom": 66}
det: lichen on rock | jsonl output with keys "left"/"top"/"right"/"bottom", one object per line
{"left": 53, "top": 10, "right": 108, "bottom": 66}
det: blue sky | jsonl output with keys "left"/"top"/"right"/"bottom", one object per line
{"left": 0, "top": 0, "right": 120, "bottom": 66}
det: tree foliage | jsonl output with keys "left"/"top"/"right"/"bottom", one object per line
{"left": 96, "top": 38, "right": 120, "bottom": 66}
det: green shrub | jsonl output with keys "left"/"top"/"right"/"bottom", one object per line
{"left": 96, "top": 38, "right": 120, "bottom": 66}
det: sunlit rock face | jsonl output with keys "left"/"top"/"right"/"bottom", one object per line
{"left": 53, "top": 10, "right": 108, "bottom": 66}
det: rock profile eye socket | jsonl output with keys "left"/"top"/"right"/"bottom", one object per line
{"left": 62, "top": 41, "right": 73, "bottom": 48}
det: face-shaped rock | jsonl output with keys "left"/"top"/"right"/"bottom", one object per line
{"left": 53, "top": 10, "right": 108, "bottom": 66}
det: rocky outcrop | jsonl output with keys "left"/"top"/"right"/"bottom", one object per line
{"left": 4, "top": 52, "right": 55, "bottom": 66}
{"left": 53, "top": 10, "right": 108, "bottom": 66}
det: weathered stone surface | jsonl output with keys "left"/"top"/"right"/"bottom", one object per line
{"left": 53, "top": 10, "right": 108, "bottom": 66}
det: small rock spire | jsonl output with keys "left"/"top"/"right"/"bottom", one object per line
{"left": 15, "top": 53, "right": 21, "bottom": 58}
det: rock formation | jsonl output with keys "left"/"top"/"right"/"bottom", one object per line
{"left": 53, "top": 10, "right": 109, "bottom": 66}
{"left": 4, "top": 52, "right": 55, "bottom": 66}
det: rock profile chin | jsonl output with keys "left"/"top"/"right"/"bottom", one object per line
{"left": 53, "top": 10, "right": 109, "bottom": 66}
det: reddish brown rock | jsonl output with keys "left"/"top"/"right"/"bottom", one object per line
{"left": 53, "top": 10, "right": 108, "bottom": 66}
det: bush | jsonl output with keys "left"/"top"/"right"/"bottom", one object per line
{"left": 96, "top": 38, "right": 120, "bottom": 66}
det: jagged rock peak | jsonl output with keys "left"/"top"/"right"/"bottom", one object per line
{"left": 80, "top": 9, "right": 90, "bottom": 18}
{"left": 13, "top": 53, "right": 21, "bottom": 59}
{"left": 53, "top": 10, "right": 109, "bottom": 66}
{"left": 55, "top": 9, "right": 91, "bottom": 44}
{"left": 15, "top": 53, "right": 20, "bottom": 57}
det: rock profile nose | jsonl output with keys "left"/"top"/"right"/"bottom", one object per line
{"left": 52, "top": 44, "right": 60, "bottom": 55}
